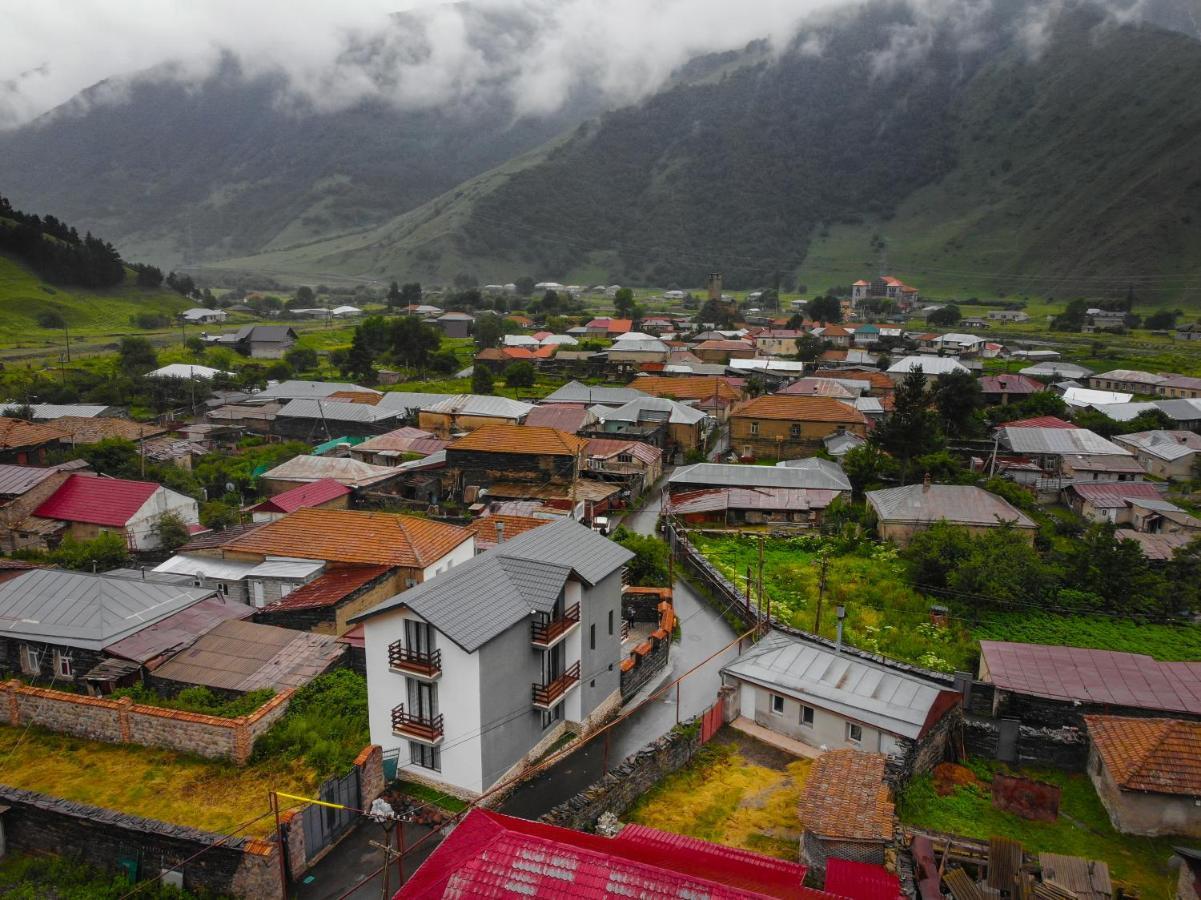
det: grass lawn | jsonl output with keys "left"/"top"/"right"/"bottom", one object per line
{"left": 0, "top": 724, "right": 317, "bottom": 837}
{"left": 625, "top": 730, "right": 811, "bottom": 860}
{"left": 691, "top": 534, "right": 976, "bottom": 671}
{"left": 394, "top": 781, "right": 468, "bottom": 814}
{"left": 899, "top": 761, "right": 1179, "bottom": 897}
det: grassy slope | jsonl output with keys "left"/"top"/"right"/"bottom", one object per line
{"left": 0, "top": 252, "right": 189, "bottom": 349}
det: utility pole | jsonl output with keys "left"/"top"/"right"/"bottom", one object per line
{"left": 814, "top": 552, "right": 829, "bottom": 635}
{"left": 63, "top": 321, "right": 71, "bottom": 363}
{"left": 756, "top": 534, "right": 766, "bottom": 630}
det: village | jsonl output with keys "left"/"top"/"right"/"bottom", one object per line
{"left": 0, "top": 271, "right": 1201, "bottom": 899}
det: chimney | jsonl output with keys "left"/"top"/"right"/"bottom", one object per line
{"left": 835, "top": 606, "right": 847, "bottom": 654}
{"left": 923, "top": 472, "right": 932, "bottom": 492}
{"left": 495, "top": 519, "right": 505, "bottom": 545}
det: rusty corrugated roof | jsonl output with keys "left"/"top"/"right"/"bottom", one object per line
{"left": 448, "top": 424, "right": 585, "bottom": 457}
{"left": 731, "top": 394, "right": 866, "bottom": 424}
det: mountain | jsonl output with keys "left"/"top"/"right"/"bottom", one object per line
{"left": 216, "top": 2, "right": 1201, "bottom": 302}
{"left": 0, "top": 10, "right": 604, "bottom": 270}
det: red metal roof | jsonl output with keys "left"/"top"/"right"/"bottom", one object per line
{"left": 260, "top": 565, "right": 393, "bottom": 612}
{"left": 824, "top": 859, "right": 904, "bottom": 900}
{"left": 398, "top": 809, "right": 821, "bottom": 899}
{"left": 1001, "top": 416, "right": 1077, "bottom": 429}
{"left": 250, "top": 478, "right": 352, "bottom": 515}
{"left": 33, "top": 474, "right": 160, "bottom": 527}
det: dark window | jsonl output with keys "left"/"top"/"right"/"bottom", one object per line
{"left": 789, "top": 424, "right": 801, "bottom": 439}
{"left": 770, "top": 694, "right": 784, "bottom": 715}
{"left": 608, "top": 610, "right": 614, "bottom": 635}
{"left": 590, "top": 624, "right": 596, "bottom": 650}
{"left": 409, "top": 743, "right": 440, "bottom": 771}
{"left": 801, "top": 705, "right": 814, "bottom": 726}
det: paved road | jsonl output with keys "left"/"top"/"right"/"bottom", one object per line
{"left": 296, "top": 819, "right": 440, "bottom": 900}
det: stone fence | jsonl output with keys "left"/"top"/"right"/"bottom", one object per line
{"left": 1, "top": 680, "right": 292, "bottom": 764}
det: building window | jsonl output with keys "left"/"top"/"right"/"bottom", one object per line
{"left": 608, "top": 610, "right": 614, "bottom": 635}
{"left": 846, "top": 722, "right": 863, "bottom": 744}
{"left": 590, "top": 624, "right": 596, "bottom": 651}
{"left": 750, "top": 421, "right": 759, "bottom": 435}
{"left": 617, "top": 453, "right": 633, "bottom": 463}
{"left": 279, "top": 582, "right": 295, "bottom": 597}
{"left": 770, "top": 694, "right": 784, "bottom": 716}
{"left": 789, "top": 424, "right": 801, "bottom": 440}
{"left": 801, "top": 705, "right": 814, "bottom": 727}
{"left": 20, "top": 645, "right": 38, "bottom": 675}
{"left": 409, "top": 742, "right": 440, "bottom": 772}
{"left": 249, "top": 581, "right": 265, "bottom": 607}
{"left": 54, "top": 650, "right": 73, "bottom": 679}
{"left": 541, "top": 704, "right": 563, "bottom": 730}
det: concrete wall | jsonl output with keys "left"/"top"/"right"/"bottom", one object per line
{"left": 742, "top": 680, "right": 904, "bottom": 757}
{"left": 125, "top": 487, "right": 202, "bottom": 551}
{"left": 1089, "top": 747, "right": 1201, "bottom": 837}
{"left": 0, "top": 680, "right": 292, "bottom": 764}
{"left": 580, "top": 570, "right": 623, "bottom": 719}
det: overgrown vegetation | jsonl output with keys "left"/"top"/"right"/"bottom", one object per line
{"left": 253, "top": 670, "right": 369, "bottom": 778}
{"left": 612, "top": 527, "right": 671, "bottom": 587}
{"left": 110, "top": 683, "right": 276, "bottom": 719}
{"left": 0, "top": 854, "right": 200, "bottom": 900}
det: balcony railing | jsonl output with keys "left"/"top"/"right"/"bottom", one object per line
{"left": 532, "top": 661, "right": 581, "bottom": 709}
{"left": 388, "top": 643, "right": 442, "bottom": 679}
{"left": 531, "top": 603, "right": 581, "bottom": 648}
{"left": 391, "top": 704, "right": 443, "bottom": 743}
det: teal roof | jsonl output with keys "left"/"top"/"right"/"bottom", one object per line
{"left": 313, "top": 436, "right": 367, "bottom": 455}
{"left": 855, "top": 324, "right": 880, "bottom": 333}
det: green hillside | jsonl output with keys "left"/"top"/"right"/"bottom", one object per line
{"left": 217, "top": 4, "right": 1201, "bottom": 304}
{"left": 0, "top": 252, "right": 188, "bottom": 352}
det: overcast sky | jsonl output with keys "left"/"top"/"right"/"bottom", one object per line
{"left": 0, "top": 0, "right": 837, "bottom": 129}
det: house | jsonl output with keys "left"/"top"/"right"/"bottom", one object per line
{"left": 1116, "top": 530, "right": 1195, "bottom": 561}
{"left": 1085, "top": 716, "right": 1201, "bottom": 838}
{"left": 247, "top": 478, "right": 351, "bottom": 523}
{"left": 205, "top": 325, "right": 297, "bottom": 358}
{"left": 521, "top": 403, "right": 597, "bottom": 434}
{"left": 0, "top": 418, "right": 67, "bottom": 465}
{"left": 813, "top": 368, "right": 895, "bottom": 398}
{"left": 592, "top": 397, "right": 709, "bottom": 453}
{"left": 852, "top": 324, "right": 881, "bottom": 346}
{"left": 606, "top": 334, "right": 671, "bottom": 367}
{"left": 33, "top": 474, "right": 199, "bottom": 551}
{"left": 206, "top": 402, "right": 282, "bottom": 435}
{"left": 150, "top": 618, "right": 345, "bottom": 695}
{"left": 15, "top": 403, "right": 118, "bottom": 421}
{"left": 180, "top": 307, "right": 228, "bottom": 324}
{"left": 253, "top": 563, "right": 397, "bottom": 635}
{"left": 797, "top": 749, "right": 896, "bottom": 871}
{"left": 258, "top": 455, "right": 404, "bottom": 495}
{"left": 693, "top": 339, "right": 757, "bottom": 364}
{"left": 255, "top": 380, "right": 380, "bottom": 403}
{"left": 349, "top": 428, "right": 449, "bottom": 466}
{"left": 351, "top": 518, "right": 632, "bottom": 797}
{"left": 850, "top": 275, "right": 919, "bottom": 307}
{"left": 1019, "top": 361, "right": 1094, "bottom": 381}
{"left": 1058, "top": 453, "right": 1146, "bottom": 483}
{"left": 446, "top": 425, "right": 585, "bottom": 494}
{"left": 1177, "top": 323, "right": 1201, "bottom": 342}
{"left": 434, "top": 312, "right": 473, "bottom": 338}
{"left": 1114, "top": 430, "right": 1201, "bottom": 479}
{"left": 1157, "top": 375, "right": 1201, "bottom": 399}
{"left": 1082, "top": 308, "right": 1128, "bottom": 333}
{"left": 995, "top": 425, "right": 1131, "bottom": 475}
{"left": 585, "top": 317, "right": 633, "bottom": 337}
{"left": 147, "top": 363, "right": 229, "bottom": 381}
{"left": 1089, "top": 370, "right": 1167, "bottom": 395}
{"left": 0, "top": 461, "right": 88, "bottom": 553}
{"left": 754, "top": 329, "right": 803, "bottom": 356}
{"left": 1063, "top": 481, "right": 1176, "bottom": 527}
{"left": 979, "top": 374, "right": 1044, "bottom": 405}
{"left": 978, "top": 640, "right": 1201, "bottom": 724}
{"left": 666, "top": 461, "right": 851, "bottom": 526}
{"left": 729, "top": 395, "right": 868, "bottom": 460}
{"left": 583, "top": 438, "right": 663, "bottom": 494}
{"left": 988, "top": 309, "right": 1030, "bottom": 322}
{"left": 886, "top": 356, "right": 969, "bottom": 385}
{"left": 541, "top": 381, "right": 648, "bottom": 408}
{"left": 810, "top": 325, "right": 851, "bottom": 348}
{"left": 417, "top": 395, "right": 533, "bottom": 437}
{"left": 271, "top": 399, "right": 406, "bottom": 440}
{"left": 867, "top": 482, "right": 1036, "bottom": 546}
{"left": 398, "top": 808, "right": 812, "bottom": 899}
{"left": 0, "top": 568, "right": 220, "bottom": 688}
{"left": 631, "top": 375, "right": 744, "bottom": 418}
{"left": 669, "top": 459, "right": 851, "bottom": 493}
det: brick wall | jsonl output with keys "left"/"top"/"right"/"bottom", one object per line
{"left": 0, "top": 680, "right": 292, "bottom": 764}
{"left": 355, "top": 744, "right": 385, "bottom": 806}
{"left": 0, "top": 784, "right": 282, "bottom": 898}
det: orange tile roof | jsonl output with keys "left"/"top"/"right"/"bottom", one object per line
{"left": 818, "top": 325, "right": 851, "bottom": 337}
{"left": 798, "top": 749, "right": 894, "bottom": 841}
{"left": 1085, "top": 716, "right": 1201, "bottom": 796}
{"left": 326, "top": 391, "right": 383, "bottom": 405}
{"left": 469, "top": 514, "right": 554, "bottom": 549}
{"left": 731, "top": 395, "right": 867, "bottom": 424}
{"left": 502, "top": 347, "right": 536, "bottom": 359}
{"left": 0, "top": 417, "right": 67, "bottom": 449}
{"left": 222, "top": 507, "right": 471, "bottom": 567}
{"left": 448, "top": 424, "right": 585, "bottom": 457}
{"left": 633, "top": 376, "right": 743, "bottom": 404}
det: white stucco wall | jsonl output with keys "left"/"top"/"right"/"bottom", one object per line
{"left": 126, "top": 486, "right": 200, "bottom": 550}
{"left": 421, "top": 536, "right": 475, "bottom": 581}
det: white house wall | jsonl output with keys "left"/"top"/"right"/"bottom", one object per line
{"left": 421, "top": 537, "right": 476, "bottom": 581}
{"left": 126, "top": 487, "right": 200, "bottom": 551}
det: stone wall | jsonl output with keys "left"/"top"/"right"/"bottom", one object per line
{"left": 356, "top": 744, "right": 385, "bottom": 806}
{"left": 0, "top": 784, "right": 282, "bottom": 898}
{"left": 0, "top": 680, "right": 292, "bottom": 764}
{"left": 620, "top": 636, "right": 668, "bottom": 702}
{"left": 541, "top": 717, "right": 703, "bottom": 830}
{"left": 963, "top": 716, "right": 1088, "bottom": 770}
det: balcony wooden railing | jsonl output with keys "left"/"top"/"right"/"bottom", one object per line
{"left": 391, "top": 704, "right": 444, "bottom": 743}
{"left": 388, "top": 643, "right": 442, "bottom": 678}
{"left": 532, "top": 661, "right": 581, "bottom": 709}
{"left": 531, "top": 603, "right": 580, "bottom": 647}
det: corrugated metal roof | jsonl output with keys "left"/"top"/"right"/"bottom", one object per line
{"left": 104, "top": 596, "right": 253, "bottom": 663}
{"left": 669, "top": 487, "right": 839, "bottom": 514}
{"left": 722, "top": 631, "right": 953, "bottom": 739}
{"left": 584, "top": 437, "right": 662, "bottom": 466}
{"left": 26, "top": 404, "right": 111, "bottom": 419}
{"left": 0, "top": 569, "right": 215, "bottom": 650}
{"left": 1019, "top": 362, "right": 1094, "bottom": 379}
{"left": 262, "top": 455, "right": 400, "bottom": 488}
{"left": 262, "top": 565, "right": 392, "bottom": 612}
{"left": 154, "top": 554, "right": 258, "bottom": 581}
{"left": 1156, "top": 398, "right": 1201, "bottom": 421}
{"left": 671, "top": 461, "right": 850, "bottom": 492}
{"left": 1116, "top": 530, "right": 1194, "bottom": 560}
{"left": 886, "top": 356, "right": 969, "bottom": 376}
{"left": 728, "top": 358, "right": 806, "bottom": 374}
{"left": 997, "top": 426, "right": 1130, "bottom": 456}
{"left": 247, "top": 557, "right": 326, "bottom": 579}
{"left": 605, "top": 396, "right": 707, "bottom": 425}
{"left": 1068, "top": 481, "right": 1165, "bottom": 508}
{"left": 256, "top": 380, "right": 379, "bottom": 401}
{"left": 867, "top": 484, "right": 1035, "bottom": 529}
{"left": 251, "top": 478, "right": 352, "bottom": 514}
{"left": 1115, "top": 430, "right": 1201, "bottom": 462}
{"left": 147, "top": 364, "right": 228, "bottom": 380}
{"left": 374, "top": 391, "right": 455, "bottom": 412}
{"left": 981, "top": 640, "right": 1201, "bottom": 713}
{"left": 523, "top": 404, "right": 596, "bottom": 433}
{"left": 277, "top": 399, "right": 402, "bottom": 423}
{"left": 424, "top": 394, "right": 533, "bottom": 419}
{"left": 34, "top": 474, "right": 162, "bottom": 526}
{"left": 0, "top": 464, "right": 59, "bottom": 496}
{"left": 1093, "top": 369, "right": 1166, "bottom": 385}
{"left": 1062, "top": 387, "right": 1133, "bottom": 407}
{"left": 152, "top": 618, "right": 344, "bottom": 691}
{"left": 542, "top": 381, "right": 648, "bottom": 406}
{"left": 824, "top": 859, "right": 903, "bottom": 900}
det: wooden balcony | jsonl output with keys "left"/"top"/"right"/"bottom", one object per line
{"left": 532, "top": 661, "right": 581, "bottom": 710}
{"left": 391, "top": 704, "right": 443, "bottom": 744}
{"left": 388, "top": 643, "right": 441, "bottom": 679}
{"left": 531, "top": 603, "right": 581, "bottom": 649}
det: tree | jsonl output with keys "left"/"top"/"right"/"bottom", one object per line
{"left": 400, "top": 282, "right": 422, "bottom": 307}
{"left": 118, "top": 336, "right": 158, "bottom": 376}
{"left": 1054, "top": 523, "right": 1167, "bottom": 615}
{"left": 184, "top": 336, "right": 205, "bottom": 357}
{"left": 504, "top": 361, "right": 536, "bottom": 388}
{"left": 474, "top": 314, "right": 505, "bottom": 350}
{"left": 1145, "top": 309, "right": 1179, "bottom": 330}
{"left": 2, "top": 403, "right": 34, "bottom": 421}
{"left": 1051, "top": 298, "right": 1088, "bottom": 331}
{"left": 386, "top": 281, "right": 402, "bottom": 308}
{"left": 389, "top": 317, "right": 441, "bottom": 371}
{"left": 293, "top": 285, "right": 316, "bottom": 306}
{"left": 152, "top": 512, "right": 192, "bottom": 553}
{"left": 612, "top": 527, "right": 670, "bottom": 586}
{"left": 1126, "top": 408, "right": 1173, "bottom": 433}
{"left": 357, "top": 316, "right": 392, "bottom": 356}
{"left": 614, "top": 287, "right": 635, "bottom": 319}
{"left": 47, "top": 532, "right": 130, "bottom": 571}
{"left": 807, "top": 295, "right": 841, "bottom": 323}
{"left": 428, "top": 350, "right": 460, "bottom": 375}
{"left": 471, "top": 364, "right": 494, "bottom": 395}
{"left": 932, "top": 370, "right": 983, "bottom": 438}
{"left": 1071, "top": 409, "right": 1123, "bottom": 439}
{"left": 903, "top": 522, "right": 974, "bottom": 590}
{"left": 514, "top": 276, "right": 536, "bottom": 298}
{"left": 841, "top": 443, "right": 899, "bottom": 494}
{"left": 987, "top": 390, "right": 1066, "bottom": 425}
{"left": 869, "top": 367, "right": 942, "bottom": 479}
{"left": 284, "top": 347, "right": 319, "bottom": 372}
{"left": 200, "top": 500, "right": 241, "bottom": 531}
{"left": 166, "top": 272, "right": 196, "bottom": 297}
{"left": 540, "top": 290, "right": 561, "bottom": 313}
{"left": 341, "top": 330, "right": 376, "bottom": 382}
{"left": 947, "top": 525, "right": 1053, "bottom": 608}
{"left": 794, "top": 334, "right": 829, "bottom": 362}
{"left": 927, "top": 304, "right": 961, "bottom": 327}
{"left": 36, "top": 311, "right": 66, "bottom": 329}
{"left": 697, "top": 299, "right": 736, "bottom": 330}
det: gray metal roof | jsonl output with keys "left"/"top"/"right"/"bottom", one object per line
{"left": 1087, "top": 401, "right": 1160, "bottom": 422}
{"left": 352, "top": 517, "right": 632, "bottom": 650}
{"left": 0, "top": 569, "right": 215, "bottom": 650}
{"left": 375, "top": 392, "right": 455, "bottom": 412}
{"left": 722, "top": 631, "right": 952, "bottom": 739}
{"left": 542, "top": 381, "right": 649, "bottom": 406}
{"left": 25, "top": 404, "right": 112, "bottom": 419}
{"left": 886, "top": 356, "right": 969, "bottom": 376}
{"left": 603, "top": 396, "right": 707, "bottom": 425}
{"left": 997, "top": 426, "right": 1130, "bottom": 457}
{"left": 866, "top": 484, "right": 1036, "bottom": 529}
{"left": 1115, "top": 430, "right": 1201, "bottom": 462}
{"left": 154, "top": 554, "right": 258, "bottom": 581}
{"left": 247, "top": 558, "right": 326, "bottom": 579}
{"left": 424, "top": 394, "right": 534, "bottom": 419}
{"left": 256, "top": 380, "right": 379, "bottom": 401}
{"left": 1155, "top": 399, "right": 1201, "bottom": 422}
{"left": 277, "top": 399, "right": 403, "bottom": 424}
{"left": 262, "top": 455, "right": 400, "bottom": 487}
{"left": 1019, "top": 362, "right": 1094, "bottom": 379}
{"left": 671, "top": 461, "right": 851, "bottom": 492}
{"left": 0, "top": 464, "right": 59, "bottom": 497}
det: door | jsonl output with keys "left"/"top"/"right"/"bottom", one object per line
{"left": 997, "top": 718, "right": 1020, "bottom": 763}
{"left": 249, "top": 581, "right": 265, "bottom": 607}
{"left": 407, "top": 678, "right": 437, "bottom": 721}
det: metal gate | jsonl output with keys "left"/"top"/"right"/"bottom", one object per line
{"left": 700, "top": 701, "right": 723, "bottom": 743}
{"left": 997, "top": 718, "right": 1020, "bottom": 763}
{"left": 301, "top": 767, "right": 361, "bottom": 861}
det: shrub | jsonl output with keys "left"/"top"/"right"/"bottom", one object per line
{"left": 36, "top": 311, "right": 66, "bottom": 329}
{"left": 253, "top": 670, "right": 369, "bottom": 777}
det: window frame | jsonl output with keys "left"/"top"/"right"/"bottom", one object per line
{"left": 801, "top": 705, "right": 815, "bottom": 727}
{"left": 54, "top": 649, "right": 73, "bottom": 679}
{"left": 846, "top": 721, "right": 863, "bottom": 744}
{"left": 770, "top": 693, "right": 785, "bottom": 716}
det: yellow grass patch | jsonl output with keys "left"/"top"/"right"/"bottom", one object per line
{"left": 0, "top": 725, "right": 318, "bottom": 837}
{"left": 625, "top": 740, "right": 811, "bottom": 859}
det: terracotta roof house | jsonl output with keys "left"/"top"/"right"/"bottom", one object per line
{"left": 798, "top": 749, "right": 895, "bottom": 871}
{"left": 0, "top": 417, "right": 68, "bottom": 465}
{"left": 522, "top": 403, "right": 597, "bottom": 434}
{"left": 253, "top": 564, "right": 396, "bottom": 634}
{"left": 247, "top": 478, "right": 352, "bottom": 523}
{"left": 33, "top": 474, "right": 200, "bottom": 551}
{"left": 693, "top": 339, "right": 757, "bottom": 364}
{"left": 813, "top": 368, "right": 895, "bottom": 396}
{"left": 867, "top": 483, "right": 1036, "bottom": 547}
{"left": 583, "top": 437, "right": 663, "bottom": 495}
{"left": 399, "top": 808, "right": 817, "bottom": 899}
{"left": 585, "top": 317, "right": 633, "bottom": 336}
{"left": 1085, "top": 716, "right": 1201, "bottom": 837}
{"left": 631, "top": 375, "right": 744, "bottom": 416}
{"left": 729, "top": 395, "right": 868, "bottom": 460}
